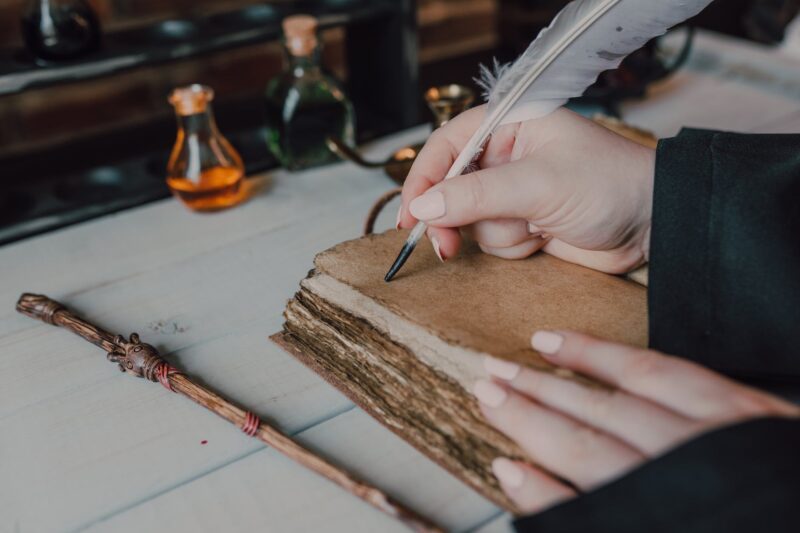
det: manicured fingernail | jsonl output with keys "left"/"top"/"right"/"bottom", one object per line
{"left": 531, "top": 331, "right": 564, "bottom": 355}
{"left": 395, "top": 207, "right": 403, "bottom": 230}
{"left": 410, "top": 191, "right": 446, "bottom": 221}
{"left": 473, "top": 379, "right": 507, "bottom": 408}
{"left": 431, "top": 236, "right": 445, "bottom": 262}
{"left": 483, "top": 356, "right": 520, "bottom": 380}
{"left": 492, "top": 458, "right": 524, "bottom": 488}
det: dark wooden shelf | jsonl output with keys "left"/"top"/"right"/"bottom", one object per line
{"left": 0, "top": 0, "right": 392, "bottom": 97}
{"left": 0, "top": 0, "right": 419, "bottom": 246}
{"left": 0, "top": 96, "right": 404, "bottom": 247}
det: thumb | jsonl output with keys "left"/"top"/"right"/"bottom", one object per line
{"left": 409, "top": 159, "right": 548, "bottom": 227}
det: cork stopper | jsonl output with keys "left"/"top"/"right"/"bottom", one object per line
{"left": 168, "top": 84, "right": 214, "bottom": 115}
{"left": 282, "top": 15, "right": 318, "bottom": 57}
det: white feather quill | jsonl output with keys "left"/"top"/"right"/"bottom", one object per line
{"left": 385, "top": 0, "right": 713, "bottom": 281}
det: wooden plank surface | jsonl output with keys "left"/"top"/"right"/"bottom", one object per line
{"left": 2, "top": 29, "right": 799, "bottom": 533}
{"left": 83, "top": 409, "right": 498, "bottom": 533}
{"left": 0, "top": 127, "right": 499, "bottom": 533}
{"left": 473, "top": 514, "right": 514, "bottom": 533}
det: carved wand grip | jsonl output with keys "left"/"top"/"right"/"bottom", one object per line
{"left": 16, "top": 293, "right": 443, "bottom": 533}
{"left": 17, "top": 293, "right": 118, "bottom": 353}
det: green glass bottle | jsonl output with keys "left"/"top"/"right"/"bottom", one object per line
{"left": 265, "top": 15, "right": 355, "bottom": 171}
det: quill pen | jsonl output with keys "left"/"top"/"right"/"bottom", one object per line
{"left": 384, "top": 0, "right": 712, "bottom": 282}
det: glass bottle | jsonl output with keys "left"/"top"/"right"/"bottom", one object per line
{"left": 264, "top": 15, "right": 355, "bottom": 171}
{"left": 166, "top": 84, "right": 246, "bottom": 212}
{"left": 20, "top": 0, "right": 101, "bottom": 62}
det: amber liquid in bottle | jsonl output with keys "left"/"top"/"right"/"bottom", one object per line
{"left": 166, "top": 85, "right": 246, "bottom": 211}
{"left": 166, "top": 167, "right": 243, "bottom": 211}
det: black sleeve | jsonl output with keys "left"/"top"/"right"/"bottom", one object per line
{"left": 513, "top": 417, "right": 800, "bottom": 533}
{"left": 648, "top": 129, "right": 800, "bottom": 380}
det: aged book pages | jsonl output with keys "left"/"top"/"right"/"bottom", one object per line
{"left": 275, "top": 229, "right": 647, "bottom": 511}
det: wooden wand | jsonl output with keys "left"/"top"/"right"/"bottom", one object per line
{"left": 16, "top": 293, "right": 443, "bottom": 533}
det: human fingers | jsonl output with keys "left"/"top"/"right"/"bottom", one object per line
{"left": 473, "top": 379, "right": 644, "bottom": 490}
{"left": 479, "top": 237, "right": 546, "bottom": 260}
{"left": 425, "top": 226, "right": 461, "bottom": 262}
{"left": 530, "top": 331, "right": 800, "bottom": 421}
{"left": 430, "top": 218, "right": 540, "bottom": 262}
{"left": 462, "top": 218, "right": 546, "bottom": 260}
{"left": 409, "top": 158, "right": 546, "bottom": 228}
{"left": 541, "top": 238, "right": 646, "bottom": 275}
{"left": 399, "top": 106, "right": 487, "bottom": 229}
{"left": 491, "top": 458, "right": 576, "bottom": 514}
{"left": 468, "top": 218, "right": 533, "bottom": 249}
{"left": 483, "top": 356, "right": 700, "bottom": 456}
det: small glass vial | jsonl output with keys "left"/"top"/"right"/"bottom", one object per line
{"left": 264, "top": 15, "right": 355, "bottom": 171}
{"left": 166, "top": 85, "right": 246, "bottom": 212}
{"left": 21, "top": 0, "right": 101, "bottom": 62}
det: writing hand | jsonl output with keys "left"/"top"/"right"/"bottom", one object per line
{"left": 399, "top": 106, "right": 655, "bottom": 273}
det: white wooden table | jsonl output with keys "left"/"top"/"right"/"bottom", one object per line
{"left": 2, "top": 30, "right": 799, "bottom": 533}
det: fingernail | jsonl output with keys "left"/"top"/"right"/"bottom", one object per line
{"left": 431, "top": 236, "right": 445, "bottom": 262}
{"left": 483, "top": 356, "right": 520, "bottom": 380}
{"left": 527, "top": 222, "right": 539, "bottom": 234}
{"left": 395, "top": 207, "right": 403, "bottom": 230}
{"left": 531, "top": 331, "right": 564, "bottom": 355}
{"left": 409, "top": 191, "right": 446, "bottom": 221}
{"left": 492, "top": 458, "right": 524, "bottom": 488}
{"left": 473, "top": 379, "right": 507, "bottom": 408}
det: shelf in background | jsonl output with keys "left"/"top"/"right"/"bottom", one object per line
{"left": 0, "top": 0, "right": 418, "bottom": 247}
{"left": 0, "top": 97, "right": 401, "bottom": 247}
{"left": 0, "top": 0, "right": 391, "bottom": 97}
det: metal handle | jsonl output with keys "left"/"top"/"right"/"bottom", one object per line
{"left": 326, "top": 136, "right": 385, "bottom": 168}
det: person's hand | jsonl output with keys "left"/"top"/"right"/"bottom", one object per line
{"left": 398, "top": 106, "right": 656, "bottom": 273}
{"left": 472, "top": 331, "right": 799, "bottom": 513}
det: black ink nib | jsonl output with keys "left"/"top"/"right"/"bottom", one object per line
{"left": 384, "top": 242, "right": 416, "bottom": 282}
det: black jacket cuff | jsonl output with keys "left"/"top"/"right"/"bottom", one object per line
{"left": 647, "top": 129, "right": 800, "bottom": 379}
{"left": 648, "top": 129, "right": 715, "bottom": 367}
{"left": 513, "top": 417, "right": 800, "bottom": 533}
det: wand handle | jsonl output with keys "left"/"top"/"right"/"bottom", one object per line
{"left": 17, "top": 293, "right": 118, "bottom": 353}
{"left": 16, "top": 293, "right": 444, "bottom": 533}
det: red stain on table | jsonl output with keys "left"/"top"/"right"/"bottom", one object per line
{"left": 200, "top": 440, "right": 208, "bottom": 445}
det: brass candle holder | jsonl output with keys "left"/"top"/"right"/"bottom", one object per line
{"left": 424, "top": 84, "right": 475, "bottom": 128}
{"left": 328, "top": 84, "right": 475, "bottom": 184}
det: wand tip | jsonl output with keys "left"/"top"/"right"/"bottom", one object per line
{"left": 384, "top": 242, "right": 416, "bottom": 282}
{"left": 16, "top": 293, "right": 65, "bottom": 324}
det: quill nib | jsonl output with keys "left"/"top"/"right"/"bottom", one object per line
{"left": 384, "top": 241, "right": 417, "bottom": 282}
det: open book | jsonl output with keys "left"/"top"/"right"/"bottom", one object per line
{"left": 273, "top": 230, "right": 647, "bottom": 510}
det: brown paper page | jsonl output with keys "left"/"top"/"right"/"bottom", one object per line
{"left": 315, "top": 229, "right": 648, "bottom": 364}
